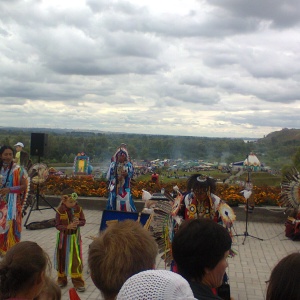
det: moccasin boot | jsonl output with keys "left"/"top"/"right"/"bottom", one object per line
{"left": 57, "top": 275, "right": 68, "bottom": 288}
{"left": 71, "top": 276, "right": 85, "bottom": 292}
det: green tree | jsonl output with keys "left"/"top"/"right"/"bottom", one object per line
{"left": 292, "top": 147, "right": 300, "bottom": 170}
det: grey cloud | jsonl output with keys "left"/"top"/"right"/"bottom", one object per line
{"left": 218, "top": 76, "right": 300, "bottom": 103}
{"left": 222, "top": 109, "right": 300, "bottom": 128}
{"left": 209, "top": 0, "right": 300, "bottom": 28}
{"left": 102, "top": 10, "right": 260, "bottom": 38}
{"left": 87, "top": 0, "right": 145, "bottom": 15}
{"left": 157, "top": 84, "right": 220, "bottom": 105}
{"left": 49, "top": 56, "right": 166, "bottom": 76}
{"left": 179, "top": 74, "right": 214, "bottom": 88}
{"left": 0, "top": 0, "right": 299, "bottom": 138}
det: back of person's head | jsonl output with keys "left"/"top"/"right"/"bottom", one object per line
{"left": 0, "top": 241, "right": 50, "bottom": 299}
{"left": 117, "top": 270, "right": 196, "bottom": 299}
{"left": 34, "top": 276, "right": 61, "bottom": 300}
{"left": 266, "top": 252, "right": 300, "bottom": 300}
{"left": 88, "top": 219, "right": 158, "bottom": 300}
{"left": 172, "top": 218, "right": 232, "bottom": 282}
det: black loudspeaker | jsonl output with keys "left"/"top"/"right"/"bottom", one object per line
{"left": 30, "top": 133, "right": 48, "bottom": 157}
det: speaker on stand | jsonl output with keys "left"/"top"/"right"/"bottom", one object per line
{"left": 23, "top": 133, "right": 56, "bottom": 228}
{"left": 30, "top": 133, "right": 48, "bottom": 158}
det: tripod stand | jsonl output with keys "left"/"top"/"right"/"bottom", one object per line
{"left": 237, "top": 198, "right": 264, "bottom": 245}
{"left": 23, "top": 158, "right": 56, "bottom": 228}
{"left": 235, "top": 166, "right": 263, "bottom": 245}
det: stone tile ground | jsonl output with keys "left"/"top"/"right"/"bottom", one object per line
{"left": 21, "top": 207, "right": 300, "bottom": 300}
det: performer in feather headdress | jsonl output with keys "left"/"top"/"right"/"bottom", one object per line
{"left": 148, "top": 174, "right": 236, "bottom": 299}
{"left": 148, "top": 174, "right": 236, "bottom": 267}
{"left": 0, "top": 145, "right": 30, "bottom": 255}
{"left": 106, "top": 144, "right": 136, "bottom": 212}
{"left": 181, "top": 174, "right": 236, "bottom": 228}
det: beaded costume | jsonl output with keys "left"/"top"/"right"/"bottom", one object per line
{"left": 106, "top": 144, "right": 136, "bottom": 212}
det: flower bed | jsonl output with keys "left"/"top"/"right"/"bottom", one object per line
{"left": 39, "top": 176, "right": 281, "bottom": 206}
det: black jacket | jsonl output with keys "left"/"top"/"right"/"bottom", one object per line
{"left": 189, "top": 281, "right": 223, "bottom": 300}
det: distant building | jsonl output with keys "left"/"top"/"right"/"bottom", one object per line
{"left": 243, "top": 152, "right": 261, "bottom": 171}
{"left": 231, "top": 161, "right": 244, "bottom": 171}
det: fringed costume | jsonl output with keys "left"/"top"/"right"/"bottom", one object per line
{"left": 148, "top": 174, "right": 236, "bottom": 299}
{"left": 54, "top": 202, "right": 86, "bottom": 288}
{"left": 0, "top": 162, "right": 29, "bottom": 255}
{"left": 106, "top": 144, "right": 136, "bottom": 212}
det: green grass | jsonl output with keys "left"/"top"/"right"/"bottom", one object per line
{"left": 138, "top": 170, "right": 282, "bottom": 187}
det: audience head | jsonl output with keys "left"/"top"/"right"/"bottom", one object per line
{"left": 88, "top": 219, "right": 158, "bottom": 300}
{"left": 172, "top": 218, "right": 232, "bottom": 288}
{"left": 14, "top": 142, "right": 24, "bottom": 152}
{"left": 34, "top": 276, "right": 61, "bottom": 300}
{"left": 117, "top": 270, "right": 196, "bottom": 299}
{"left": 266, "top": 252, "right": 300, "bottom": 300}
{"left": 0, "top": 241, "right": 51, "bottom": 300}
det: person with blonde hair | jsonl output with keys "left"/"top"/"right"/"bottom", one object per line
{"left": 88, "top": 219, "right": 158, "bottom": 300}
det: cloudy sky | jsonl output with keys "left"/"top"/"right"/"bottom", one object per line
{"left": 1, "top": 0, "right": 300, "bottom": 138}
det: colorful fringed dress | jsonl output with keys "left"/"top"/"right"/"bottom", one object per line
{"left": 106, "top": 160, "right": 136, "bottom": 212}
{"left": 54, "top": 203, "right": 86, "bottom": 286}
{"left": 0, "top": 163, "right": 29, "bottom": 255}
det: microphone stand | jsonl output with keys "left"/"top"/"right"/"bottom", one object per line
{"left": 235, "top": 155, "right": 264, "bottom": 245}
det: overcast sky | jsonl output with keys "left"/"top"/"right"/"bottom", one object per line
{"left": 1, "top": 0, "right": 300, "bottom": 138}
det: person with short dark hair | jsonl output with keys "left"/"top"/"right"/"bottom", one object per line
{"left": 88, "top": 219, "right": 158, "bottom": 300}
{"left": 172, "top": 218, "right": 232, "bottom": 300}
{"left": 266, "top": 252, "right": 300, "bottom": 300}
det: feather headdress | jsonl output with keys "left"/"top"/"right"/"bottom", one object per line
{"left": 279, "top": 167, "right": 300, "bottom": 210}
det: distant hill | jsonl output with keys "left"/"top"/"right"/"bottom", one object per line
{"left": 261, "top": 128, "right": 300, "bottom": 143}
{"left": 255, "top": 128, "right": 300, "bottom": 168}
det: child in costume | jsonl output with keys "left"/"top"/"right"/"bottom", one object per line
{"left": 54, "top": 188, "right": 86, "bottom": 292}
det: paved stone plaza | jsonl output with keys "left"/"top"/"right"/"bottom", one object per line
{"left": 21, "top": 206, "right": 300, "bottom": 300}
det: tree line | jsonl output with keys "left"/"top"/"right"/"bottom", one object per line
{"left": 0, "top": 127, "right": 299, "bottom": 170}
